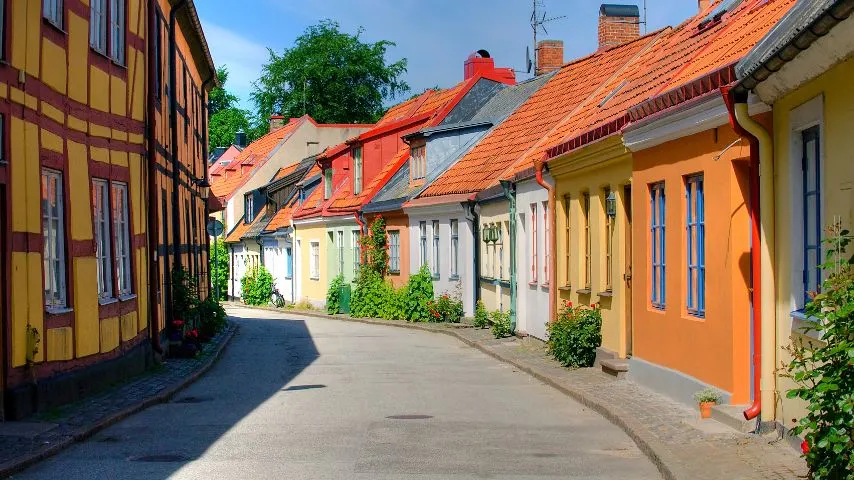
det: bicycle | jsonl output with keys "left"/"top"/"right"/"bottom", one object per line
{"left": 270, "top": 287, "right": 285, "bottom": 308}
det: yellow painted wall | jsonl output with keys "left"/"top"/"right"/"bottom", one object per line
{"left": 479, "top": 201, "right": 511, "bottom": 313}
{"left": 551, "top": 137, "right": 632, "bottom": 358}
{"left": 771, "top": 55, "right": 854, "bottom": 426}
{"left": 296, "top": 223, "right": 328, "bottom": 305}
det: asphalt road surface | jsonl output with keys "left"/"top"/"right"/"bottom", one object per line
{"left": 17, "top": 305, "right": 661, "bottom": 479}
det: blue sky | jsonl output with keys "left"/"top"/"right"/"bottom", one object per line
{"left": 196, "top": 1, "right": 698, "bottom": 112}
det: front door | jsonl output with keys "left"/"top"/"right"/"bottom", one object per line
{"left": 623, "top": 185, "right": 633, "bottom": 357}
{"left": 0, "top": 184, "right": 7, "bottom": 420}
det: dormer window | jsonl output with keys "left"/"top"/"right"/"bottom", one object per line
{"left": 353, "top": 147, "right": 363, "bottom": 195}
{"left": 245, "top": 194, "right": 254, "bottom": 224}
{"left": 324, "top": 168, "right": 333, "bottom": 199}
{"left": 411, "top": 144, "right": 426, "bottom": 183}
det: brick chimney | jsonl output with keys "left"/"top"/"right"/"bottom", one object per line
{"left": 698, "top": 0, "right": 711, "bottom": 12}
{"left": 598, "top": 4, "right": 640, "bottom": 50}
{"left": 269, "top": 115, "right": 286, "bottom": 132}
{"left": 536, "top": 40, "right": 564, "bottom": 75}
{"left": 464, "top": 50, "right": 516, "bottom": 84}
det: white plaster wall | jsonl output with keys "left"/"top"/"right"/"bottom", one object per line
{"left": 263, "top": 236, "right": 295, "bottom": 303}
{"left": 405, "top": 203, "right": 475, "bottom": 316}
{"left": 227, "top": 242, "right": 261, "bottom": 300}
{"left": 516, "top": 176, "right": 551, "bottom": 340}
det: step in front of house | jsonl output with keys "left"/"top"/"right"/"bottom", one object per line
{"left": 710, "top": 404, "right": 757, "bottom": 433}
{"left": 600, "top": 359, "right": 629, "bottom": 379}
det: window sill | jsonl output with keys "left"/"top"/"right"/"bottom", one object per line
{"left": 540, "top": 283, "right": 550, "bottom": 290}
{"left": 449, "top": 275, "right": 460, "bottom": 281}
{"left": 687, "top": 311, "right": 706, "bottom": 319}
{"left": 431, "top": 275, "right": 440, "bottom": 280}
{"left": 528, "top": 280, "right": 539, "bottom": 286}
{"left": 112, "top": 58, "right": 128, "bottom": 70}
{"left": 791, "top": 310, "right": 824, "bottom": 340}
{"left": 558, "top": 285, "right": 572, "bottom": 291}
{"left": 90, "top": 46, "right": 109, "bottom": 60}
{"left": 43, "top": 17, "right": 66, "bottom": 35}
{"left": 99, "top": 297, "right": 119, "bottom": 306}
{"left": 45, "top": 306, "right": 73, "bottom": 315}
{"left": 310, "top": 277, "right": 319, "bottom": 281}
{"left": 598, "top": 290, "right": 613, "bottom": 298}
{"left": 388, "top": 270, "right": 401, "bottom": 276}
{"left": 576, "top": 288, "right": 592, "bottom": 295}
{"left": 118, "top": 293, "right": 137, "bottom": 302}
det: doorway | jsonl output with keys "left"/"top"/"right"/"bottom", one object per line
{"left": 623, "top": 184, "right": 633, "bottom": 357}
{"left": 0, "top": 184, "right": 7, "bottom": 420}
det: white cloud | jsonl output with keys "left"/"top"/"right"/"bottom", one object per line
{"left": 201, "top": 20, "right": 270, "bottom": 109}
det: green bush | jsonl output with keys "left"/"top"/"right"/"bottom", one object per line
{"left": 171, "top": 267, "right": 199, "bottom": 325}
{"left": 490, "top": 310, "right": 513, "bottom": 338}
{"left": 350, "top": 269, "right": 385, "bottom": 318}
{"left": 547, "top": 302, "right": 602, "bottom": 368}
{"left": 379, "top": 283, "right": 407, "bottom": 320}
{"left": 405, "top": 265, "right": 434, "bottom": 322}
{"left": 209, "top": 239, "right": 229, "bottom": 301}
{"left": 784, "top": 224, "right": 854, "bottom": 478}
{"left": 326, "top": 274, "right": 345, "bottom": 314}
{"left": 196, "top": 296, "right": 227, "bottom": 338}
{"left": 473, "top": 300, "right": 489, "bottom": 328}
{"left": 241, "top": 265, "right": 274, "bottom": 306}
{"left": 433, "top": 293, "right": 464, "bottom": 323}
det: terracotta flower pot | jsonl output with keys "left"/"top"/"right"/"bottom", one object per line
{"left": 699, "top": 401, "right": 715, "bottom": 419}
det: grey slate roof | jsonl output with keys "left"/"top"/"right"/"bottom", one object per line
{"left": 736, "top": 0, "right": 854, "bottom": 93}
{"left": 469, "top": 72, "right": 555, "bottom": 124}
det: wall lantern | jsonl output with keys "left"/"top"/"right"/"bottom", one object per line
{"left": 197, "top": 178, "right": 211, "bottom": 200}
{"left": 482, "top": 227, "right": 490, "bottom": 243}
{"left": 605, "top": 191, "right": 617, "bottom": 218}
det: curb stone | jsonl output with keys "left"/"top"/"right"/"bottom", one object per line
{"left": 228, "top": 305, "right": 688, "bottom": 479}
{"left": 0, "top": 324, "right": 237, "bottom": 479}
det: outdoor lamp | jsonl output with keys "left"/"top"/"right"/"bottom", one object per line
{"left": 197, "top": 178, "right": 211, "bottom": 200}
{"left": 482, "top": 227, "right": 489, "bottom": 243}
{"left": 606, "top": 191, "right": 617, "bottom": 218}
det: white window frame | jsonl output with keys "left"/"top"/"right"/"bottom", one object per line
{"left": 43, "top": 0, "right": 63, "bottom": 29}
{"left": 112, "top": 182, "right": 132, "bottom": 297}
{"left": 431, "top": 220, "right": 440, "bottom": 278}
{"left": 389, "top": 230, "right": 400, "bottom": 273}
{"left": 90, "top": 0, "right": 107, "bottom": 54}
{"left": 93, "top": 179, "right": 114, "bottom": 300}
{"left": 530, "top": 204, "right": 538, "bottom": 283}
{"left": 353, "top": 147, "right": 363, "bottom": 195}
{"left": 310, "top": 241, "right": 320, "bottom": 280}
{"left": 351, "top": 230, "right": 360, "bottom": 275}
{"left": 419, "top": 221, "right": 427, "bottom": 267}
{"left": 450, "top": 219, "right": 459, "bottom": 278}
{"left": 324, "top": 168, "right": 333, "bottom": 199}
{"left": 337, "top": 230, "right": 344, "bottom": 276}
{"left": 110, "top": 0, "right": 126, "bottom": 64}
{"left": 43, "top": 169, "right": 67, "bottom": 308}
{"left": 542, "top": 201, "right": 549, "bottom": 286}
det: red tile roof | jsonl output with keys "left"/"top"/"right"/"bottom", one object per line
{"left": 225, "top": 206, "right": 267, "bottom": 243}
{"left": 210, "top": 118, "right": 304, "bottom": 201}
{"left": 419, "top": 32, "right": 660, "bottom": 198}
{"left": 326, "top": 148, "right": 410, "bottom": 213}
{"left": 543, "top": 0, "right": 796, "bottom": 160}
{"left": 265, "top": 199, "right": 297, "bottom": 232}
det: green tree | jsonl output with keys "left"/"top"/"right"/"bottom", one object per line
{"left": 208, "top": 66, "right": 254, "bottom": 150}
{"left": 250, "top": 20, "right": 409, "bottom": 126}
{"left": 209, "top": 239, "right": 229, "bottom": 302}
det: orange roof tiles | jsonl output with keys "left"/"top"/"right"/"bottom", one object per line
{"left": 420, "top": 32, "right": 659, "bottom": 198}
{"left": 225, "top": 206, "right": 268, "bottom": 243}
{"left": 373, "top": 95, "right": 424, "bottom": 128}
{"left": 265, "top": 199, "right": 297, "bottom": 232}
{"left": 327, "top": 148, "right": 409, "bottom": 213}
{"left": 210, "top": 118, "right": 304, "bottom": 201}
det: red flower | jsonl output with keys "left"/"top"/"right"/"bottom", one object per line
{"left": 801, "top": 440, "right": 809, "bottom": 454}
{"left": 590, "top": 303, "right": 596, "bottom": 308}
{"left": 565, "top": 301, "right": 572, "bottom": 307}
{"left": 172, "top": 320, "right": 185, "bottom": 327}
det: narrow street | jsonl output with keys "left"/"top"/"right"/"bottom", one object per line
{"left": 17, "top": 306, "right": 660, "bottom": 479}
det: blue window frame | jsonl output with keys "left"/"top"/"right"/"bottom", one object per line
{"left": 801, "top": 126, "right": 821, "bottom": 308}
{"left": 285, "top": 247, "right": 293, "bottom": 278}
{"left": 650, "top": 183, "right": 665, "bottom": 309}
{"left": 686, "top": 175, "right": 705, "bottom": 317}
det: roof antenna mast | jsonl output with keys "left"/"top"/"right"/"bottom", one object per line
{"left": 529, "top": 0, "right": 566, "bottom": 75}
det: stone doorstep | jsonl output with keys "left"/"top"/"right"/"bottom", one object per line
{"left": 600, "top": 358, "right": 629, "bottom": 379}
{"left": 711, "top": 404, "right": 758, "bottom": 434}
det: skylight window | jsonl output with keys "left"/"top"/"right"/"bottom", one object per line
{"left": 599, "top": 80, "right": 628, "bottom": 108}
{"left": 699, "top": 0, "right": 743, "bottom": 28}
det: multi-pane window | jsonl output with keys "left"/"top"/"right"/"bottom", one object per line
{"left": 309, "top": 241, "right": 320, "bottom": 279}
{"left": 110, "top": 0, "right": 125, "bottom": 63}
{"left": 411, "top": 145, "right": 426, "bottom": 182}
{"left": 686, "top": 174, "right": 705, "bottom": 316}
{"left": 90, "top": 0, "right": 107, "bottom": 53}
{"left": 563, "top": 195, "right": 570, "bottom": 286}
{"left": 285, "top": 247, "right": 293, "bottom": 278}
{"left": 389, "top": 230, "right": 401, "bottom": 273}
{"left": 337, "top": 230, "right": 344, "bottom": 276}
{"left": 112, "top": 183, "right": 132, "bottom": 296}
{"left": 351, "top": 230, "right": 360, "bottom": 275}
{"left": 542, "top": 201, "right": 549, "bottom": 285}
{"left": 419, "top": 221, "right": 427, "bottom": 267}
{"left": 450, "top": 219, "right": 459, "bottom": 278}
{"left": 432, "top": 220, "right": 440, "bottom": 277}
{"left": 324, "top": 168, "right": 333, "bottom": 199}
{"left": 93, "top": 180, "right": 113, "bottom": 299}
{"left": 801, "top": 126, "right": 821, "bottom": 310}
{"left": 604, "top": 188, "right": 613, "bottom": 291}
{"left": 245, "top": 195, "right": 254, "bottom": 224}
{"left": 497, "top": 223, "right": 504, "bottom": 280}
{"left": 43, "top": 170, "right": 67, "bottom": 308}
{"left": 353, "top": 147, "right": 363, "bottom": 195}
{"left": 582, "top": 193, "right": 591, "bottom": 289}
{"left": 650, "top": 183, "right": 666, "bottom": 309}
{"left": 531, "top": 204, "right": 538, "bottom": 283}
{"left": 44, "top": 0, "right": 63, "bottom": 28}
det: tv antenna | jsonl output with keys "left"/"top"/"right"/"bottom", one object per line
{"left": 530, "top": 0, "right": 566, "bottom": 75}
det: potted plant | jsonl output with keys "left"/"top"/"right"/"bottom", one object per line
{"left": 694, "top": 388, "right": 721, "bottom": 419}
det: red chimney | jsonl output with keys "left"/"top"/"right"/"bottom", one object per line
{"left": 598, "top": 4, "right": 640, "bottom": 50}
{"left": 464, "top": 50, "right": 516, "bottom": 84}
{"left": 536, "top": 40, "right": 564, "bottom": 75}
{"left": 698, "top": 0, "right": 711, "bottom": 12}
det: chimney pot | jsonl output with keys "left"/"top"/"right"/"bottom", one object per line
{"left": 234, "top": 130, "right": 246, "bottom": 148}
{"left": 463, "top": 50, "right": 516, "bottom": 84}
{"left": 598, "top": 4, "right": 641, "bottom": 50}
{"left": 536, "top": 40, "right": 564, "bottom": 75}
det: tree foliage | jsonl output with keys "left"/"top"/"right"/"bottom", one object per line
{"left": 208, "top": 67, "right": 254, "bottom": 150}
{"left": 251, "top": 20, "right": 409, "bottom": 126}
{"left": 209, "top": 239, "right": 229, "bottom": 302}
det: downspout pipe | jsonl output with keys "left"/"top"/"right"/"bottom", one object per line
{"left": 169, "top": 0, "right": 188, "bottom": 277}
{"left": 146, "top": 0, "right": 163, "bottom": 354}
{"left": 464, "top": 201, "right": 481, "bottom": 310}
{"left": 202, "top": 71, "right": 215, "bottom": 299}
{"left": 534, "top": 158, "right": 557, "bottom": 328}
{"left": 499, "top": 180, "right": 517, "bottom": 332}
{"left": 721, "top": 87, "right": 762, "bottom": 421}
{"left": 229, "top": 244, "right": 235, "bottom": 300}
{"left": 731, "top": 90, "right": 775, "bottom": 423}
{"left": 354, "top": 211, "right": 366, "bottom": 265}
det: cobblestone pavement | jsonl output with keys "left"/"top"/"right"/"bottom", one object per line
{"left": 255, "top": 305, "right": 807, "bottom": 480}
{"left": 0, "top": 324, "right": 235, "bottom": 477}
